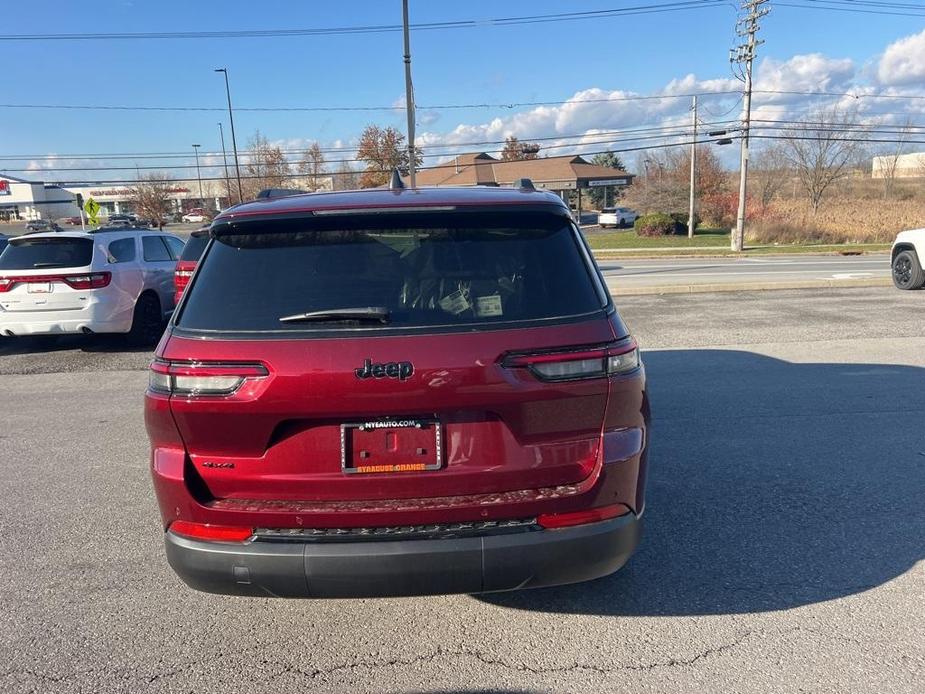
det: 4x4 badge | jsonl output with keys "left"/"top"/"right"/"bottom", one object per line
{"left": 355, "top": 358, "right": 414, "bottom": 381}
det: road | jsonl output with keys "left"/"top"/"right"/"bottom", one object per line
{"left": 599, "top": 254, "right": 891, "bottom": 293}
{"left": 1, "top": 287, "right": 923, "bottom": 693}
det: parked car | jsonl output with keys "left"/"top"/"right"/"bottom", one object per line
{"left": 173, "top": 227, "right": 209, "bottom": 305}
{"left": 891, "top": 228, "right": 925, "bottom": 290}
{"left": 0, "top": 229, "right": 185, "bottom": 341}
{"left": 64, "top": 216, "right": 83, "bottom": 226}
{"left": 597, "top": 207, "right": 638, "bottom": 229}
{"left": 146, "top": 183, "right": 649, "bottom": 598}
{"left": 181, "top": 209, "right": 209, "bottom": 224}
{"left": 24, "top": 220, "right": 61, "bottom": 234}
{"left": 108, "top": 213, "right": 136, "bottom": 225}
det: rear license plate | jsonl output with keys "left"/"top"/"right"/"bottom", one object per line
{"left": 27, "top": 282, "right": 53, "bottom": 294}
{"left": 341, "top": 419, "right": 442, "bottom": 474}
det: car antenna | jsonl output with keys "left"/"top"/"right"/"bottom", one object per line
{"left": 389, "top": 168, "right": 405, "bottom": 190}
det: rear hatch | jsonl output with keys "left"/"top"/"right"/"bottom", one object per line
{"left": 173, "top": 230, "right": 208, "bottom": 302}
{"left": 0, "top": 236, "right": 105, "bottom": 314}
{"left": 162, "top": 209, "right": 621, "bottom": 502}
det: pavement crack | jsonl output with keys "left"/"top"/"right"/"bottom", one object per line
{"left": 271, "top": 632, "right": 753, "bottom": 682}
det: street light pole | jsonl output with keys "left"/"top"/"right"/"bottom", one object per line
{"left": 402, "top": 0, "right": 416, "bottom": 188}
{"left": 191, "top": 144, "right": 203, "bottom": 202}
{"left": 217, "top": 122, "right": 231, "bottom": 206}
{"left": 215, "top": 68, "right": 244, "bottom": 203}
{"left": 688, "top": 95, "right": 697, "bottom": 239}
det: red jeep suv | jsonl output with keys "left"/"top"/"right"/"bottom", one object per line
{"left": 145, "top": 184, "right": 650, "bottom": 598}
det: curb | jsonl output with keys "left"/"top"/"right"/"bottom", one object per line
{"left": 592, "top": 249, "right": 891, "bottom": 259}
{"left": 609, "top": 277, "right": 893, "bottom": 296}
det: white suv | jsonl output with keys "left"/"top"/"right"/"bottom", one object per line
{"left": 0, "top": 230, "right": 184, "bottom": 342}
{"left": 891, "top": 228, "right": 925, "bottom": 290}
{"left": 598, "top": 207, "right": 638, "bottom": 229}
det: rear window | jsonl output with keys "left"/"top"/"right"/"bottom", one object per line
{"left": 179, "top": 233, "right": 209, "bottom": 261}
{"left": 0, "top": 237, "right": 94, "bottom": 269}
{"left": 142, "top": 236, "right": 172, "bottom": 262}
{"left": 178, "top": 212, "right": 606, "bottom": 333}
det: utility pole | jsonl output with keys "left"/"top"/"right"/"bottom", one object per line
{"left": 730, "top": 0, "right": 769, "bottom": 251}
{"left": 217, "top": 122, "right": 231, "bottom": 206}
{"left": 402, "top": 0, "right": 416, "bottom": 188}
{"left": 215, "top": 68, "right": 244, "bottom": 203}
{"left": 191, "top": 144, "right": 203, "bottom": 202}
{"left": 688, "top": 95, "right": 697, "bottom": 239}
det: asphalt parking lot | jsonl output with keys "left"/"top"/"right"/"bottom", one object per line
{"left": 1, "top": 287, "right": 923, "bottom": 693}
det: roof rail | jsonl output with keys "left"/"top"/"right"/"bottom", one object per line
{"left": 512, "top": 178, "right": 535, "bottom": 190}
{"left": 389, "top": 169, "right": 405, "bottom": 190}
{"left": 255, "top": 188, "right": 308, "bottom": 200}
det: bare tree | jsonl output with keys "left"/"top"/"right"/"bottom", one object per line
{"left": 780, "top": 109, "right": 866, "bottom": 215}
{"left": 131, "top": 173, "right": 173, "bottom": 225}
{"left": 877, "top": 117, "right": 915, "bottom": 200}
{"left": 333, "top": 159, "right": 361, "bottom": 191}
{"left": 356, "top": 125, "right": 423, "bottom": 188}
{"left": 751, "top": 143, "right": 790, "bottom": 213}
{"left": 500, "top": 135, "right": 540, "bottom": 161}
{"left": 298, "top": 142, "right": 327, "bottom": 192}
{"left": 242, "top": 131, "right": 291, "bottom": 199}
{"left": 624, "top": 146, "right": 729, "bottom": 218}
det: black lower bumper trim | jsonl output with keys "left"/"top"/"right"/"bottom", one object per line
{"left": 164, "top": 513, "right": 641, "bottom": 599}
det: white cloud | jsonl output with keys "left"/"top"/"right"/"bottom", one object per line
{"left": 754, "top": 54, "right": 855, "bottom": 101}
{"left": 878, "top": 28, "right": 925, "bottom": 86}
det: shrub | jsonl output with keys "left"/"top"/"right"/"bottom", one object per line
{"left": 634, "top": 213, "right": 677, "bottom": 237}
{"left": 668, "top": 212, "right": 701, "bottom": 234}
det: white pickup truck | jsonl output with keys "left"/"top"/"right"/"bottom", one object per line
{"left": 891, "top": 228, "right": 925, "bottom": 290}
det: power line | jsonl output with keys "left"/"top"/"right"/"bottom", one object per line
{"left": 0, "top": 120, "right": 740, "bottom": 162}
{"left": 776, "top": 0, "right": 925, "bottom": 16}
{"left": 18, "top": 131, "right": 925, "bottom": 188}
{"left": 0, "top": 2, "right": 729, "bottom": 42}
{"left": 0, "top": 90, "right": 747, "bottom": 114}
{"left": 2, "top": 88, "right": 921, "bottom": 116}
{"left": 4, "top": 127, "right": 729, "bottom": 174}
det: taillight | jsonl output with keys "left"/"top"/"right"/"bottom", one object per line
{"left": 62, "top": 272, "right": 111, "bottom": 290}
{"left": 502, "top": 339, "right": 640, "bottom": 382}
{"left": 0, "top": 272, "right": 111, "bottom": 292}
{"left": 537, "top": 503, "right": 630, "bottom": 529}
{"left": 169, "top": 521, "right": 254, "bottom": 543}
{"left": 149, "top": 359, "right": 269, "bottom": 396}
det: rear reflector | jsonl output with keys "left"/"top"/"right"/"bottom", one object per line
{"left": 149, "top": 359, "right": 269, "bottom": 396}
{"left": 537, "top": 504, "right": 630, "bottom": 529}
{"left": 169, "top": 521, "right": 254, "bottom": 542}
{"left": 0, "top": 272, "right": 111, "bottom": 292}
{"left": 503, "top": 339, "right": 640, "bottom": 382}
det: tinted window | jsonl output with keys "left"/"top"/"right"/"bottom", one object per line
{"left": 601, "top": 208, "right": 615, "bottom": 213}
{"left": 180, "top": 233, "right": 209, "bottom": 261}
{"left": 108, "top": 237, "right": 136, "bottom": 263}
{"left": 178, "top": 212, "right": 604, "bottom": 333}
{"left": 163, "top": 236, "right": 185, "bottom": 260}
{"left": 142, "top": 236, "right": 172, "bottom": 262}
{"left": 0, "top": 237, "right": 94, "bottom": 269}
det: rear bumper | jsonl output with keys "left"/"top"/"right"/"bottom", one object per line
{"left": 0, "top": 296, "right": 134, "bottom": 336}
{"left": 0, "top": 314, "right": 131, "bottom": 336}
{"left": 164, "top": 513, "right": 640, "bottom": 598}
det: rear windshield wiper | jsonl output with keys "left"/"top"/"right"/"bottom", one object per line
{"left": 279, "top": 307, "right": 391, "bottom": 324}
{"left": 32, "top": 262, "right": 69, "bottom": 268}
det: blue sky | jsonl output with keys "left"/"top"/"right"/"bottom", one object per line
{"left": 2, "top": 1, "right": 924, "bottom": 180}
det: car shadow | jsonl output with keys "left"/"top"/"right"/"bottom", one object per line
{"left": 0, "top": 331, "right": 161, "bottom": 355}
{"left": 480, "top": 349, "right": 925, "bottom": 616}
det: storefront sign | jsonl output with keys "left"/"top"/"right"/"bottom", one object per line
{"left": 0, "top": 180, "right": 10, "bottom": 196}
{"left": 587, "top": 178, "right": 628, "bottom": 187}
